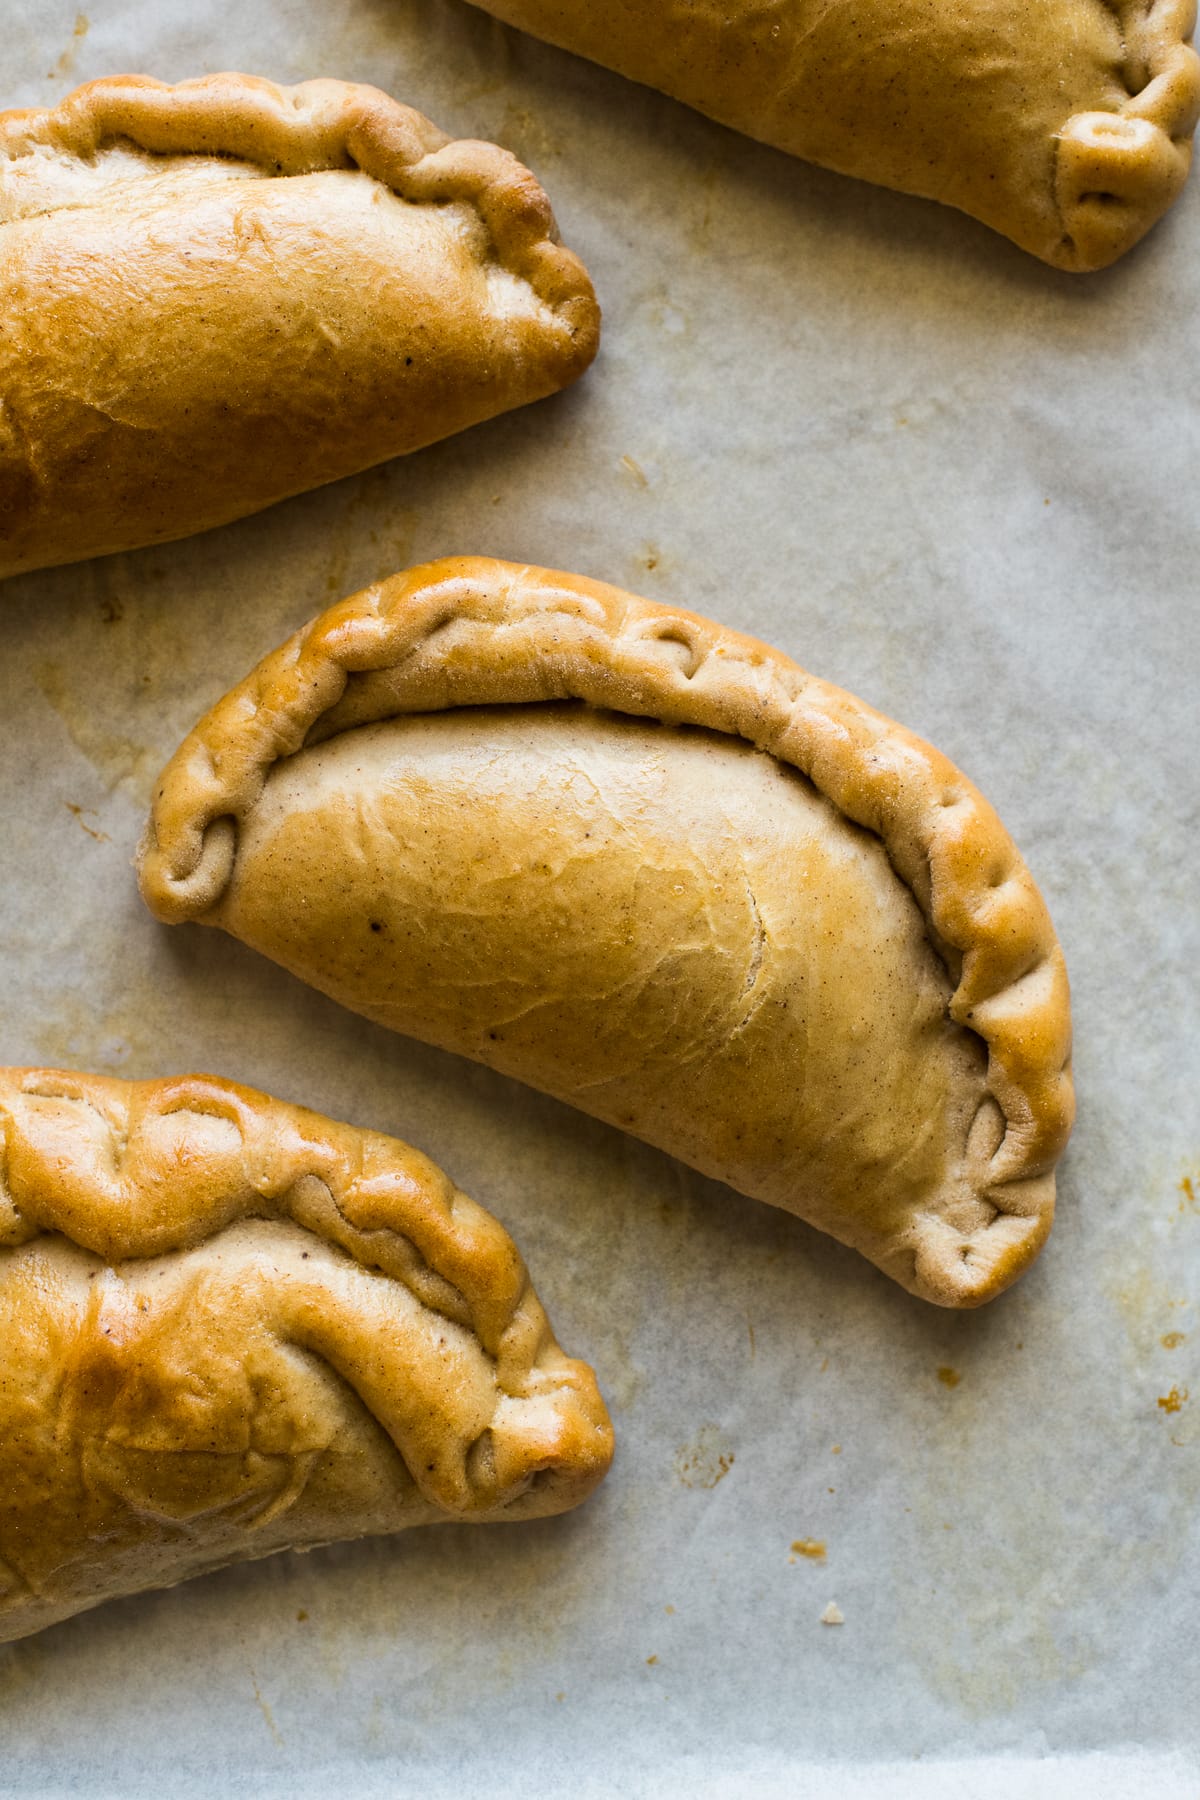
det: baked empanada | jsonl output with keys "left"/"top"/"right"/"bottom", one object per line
{"left": 138, "top": 557, "right": 1074, "bottom": 1309}
{"left": 0, "top": 1068, "right": 612, "bottom": 1643}
{"left": 0, "top": 74, "right": 599, "bottom": 580}
{"left": 466, "top": 0, "right": 1200, "bottom": 269}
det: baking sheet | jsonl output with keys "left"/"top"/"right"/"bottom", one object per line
{"left": 2, "top": 1, "right": 1198, "bottom": 1792}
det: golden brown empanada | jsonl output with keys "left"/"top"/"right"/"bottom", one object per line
{"left": 466, "top": 0, "right": 1200, "bottom": 269}
{"left": 138, "top": 558, "right": 1074, "bottom": 1309}
{"left": 0, "top": 74, "right": 599, "bottom": 580}
{"left": 0, "top": 1067, "right": 612, "bottom": 1643}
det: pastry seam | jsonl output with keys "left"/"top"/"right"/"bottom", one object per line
{"left": 0, "top": 73, "right": 593, "bottom": 326}
{"left": 138, "top": 560, "right": 1074, "bottom": 1303}
{"left": 1052, "top": 0, "right": 1200, "bottom": 267}
{"left": 0, "top": 1069, "right": 517, "bottom": 1357}
{"left": 0, "top": 1067, "right": 604, "bottom": 1514}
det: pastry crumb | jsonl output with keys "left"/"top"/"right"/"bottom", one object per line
{"left": 790, "top": 1538, "right": 826, "bottom": 1561}
{"left": 820, "top": 1602, "right": 844, "bottom": 1626}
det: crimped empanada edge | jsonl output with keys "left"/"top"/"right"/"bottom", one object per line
{"left": 1051, "top": 0, "right": 1200, "bottom": 268}
{"left": 0, "top": 72, "right": 599, "bottom": 360}
{"left": 0, "top": 1065, "right": 614, "bottom": 1519}
{"left": 466, "top": 0, "right": 1197, "bottom": 270}
{"left": 137, "top": 557, "right": 1075, "bottom": 1309}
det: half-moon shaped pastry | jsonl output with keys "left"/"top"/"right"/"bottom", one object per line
{"left": 0, "top": 1067, "right": 612, "bottom": 1643}
{"left": 0, "top": 74, "right": 599, "bottom": 580}
{"left": 465, "top": 0, "right": 1200, "bottom": 270}
{"left": 138, "top": 558, "right": 1074, "bottom": 1309}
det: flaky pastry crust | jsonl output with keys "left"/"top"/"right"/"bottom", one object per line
{"left": 467, "top": 0, "right": 1200, "bottom": 269}
{"left": 0, "top": 1067, "right": 612, "bottom": 1643}
{"left": 138, "top": 557, "right": 1074, "bottom": 1309}
{"left": 0, "top": 73, "right": 599, "bottom": 579}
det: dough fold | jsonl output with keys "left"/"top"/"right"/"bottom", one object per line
{"left": 138, "top": 557, "right": 1075, "bottom": 1308}
{"left": 0, "top": 1067, "right": 612, "bottom": 1643}
{"left": 466, "top": 0, "right": 1200, "bottom": 268}
{"left": 0, "top": 73, "right": 599, "bottom": 579}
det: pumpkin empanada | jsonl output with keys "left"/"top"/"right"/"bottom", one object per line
{"left": 466, "top": 0, "right": 1200, "bottom": 269}
{"left": 0, "top": 1067, "right": 612, "bottom": 1643}
{"left": 138, "top": 558, "right": 1074, "bottom": 1309}
{"left": 0, "top": 74, "right": 599, "bottom": 580}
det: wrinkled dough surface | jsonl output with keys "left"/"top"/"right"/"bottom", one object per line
{"left": 480, "top": 0, "right": 1123, "bottom": 199}
{"left": 468, "top": 0, "right": 1199, "bottom": 266}
{"left": 0, "top": 1224, "right": 432, "bottom": 1617}
{"left": 217, "top": 705, "right": 990, "bottom": 1255}
{"left": 0, "top": 1067, "right": 613, "bottom": 1641}
{"left": 0, "top": 132, "right": 590, "bottom": 574}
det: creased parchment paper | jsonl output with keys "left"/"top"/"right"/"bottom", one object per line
{"left": 1, "top": 2, "right": 1197, "bottom": 1793}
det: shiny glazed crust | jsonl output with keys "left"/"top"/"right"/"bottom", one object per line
{"left": 0, "top": 1066, "right": 613, "bottom": 1643}
{"left": 466, "top": 0, "right": 1200, "bottom": 269}
{"left": 139, "top": 558, "right": 1074, "bottom": 1308}
{"left": 0, "top": 74, "right": 599, "bottom": 578}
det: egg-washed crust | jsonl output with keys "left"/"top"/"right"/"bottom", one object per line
{"left": 0, "top": 1065, "right": 613, "bottom": 1522}
{"left": 0, "top": 75, "right": 599, "bottom": 580}
{"left": 138, "top": 558, "right": 1074, "bottom": 1308}
{"left": 0, "top": 71, "right": 594, "bottom": 328}
{"left": 466, "top": 0, "right": 1200, "bottom": 269}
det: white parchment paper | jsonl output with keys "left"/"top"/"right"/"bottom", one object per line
{"left": 1, "top": 1, "right": 1198, "bottom": 1792}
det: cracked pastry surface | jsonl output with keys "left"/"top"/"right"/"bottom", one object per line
{"left": 0, "top": 73, "right": 599, "bottom": 580}
{"left": 466, "top": 0, "right": 1200, "bottom": 269}
{"left": 138, "top": 557, "right": 1075, "bottom": 1309}
{"left": 0, "top": 1067, "right": 613, "bottom": 1644}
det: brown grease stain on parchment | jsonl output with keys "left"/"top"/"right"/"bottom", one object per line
{"left": 675, "top": 1423, "right": 735, "bottom": 1490}
{"left": 48, "top": 12, "right": 87, "bottom": 80}
{"left": 894, "top": 1161, "right": 1199, "bottom": 1723}
{"left": 789, "top": 1538, "right": 826, "bottom": 1563}
{"left": 1104, "top": 1162, "right": 1198, "bottom": 1450}
{"left": 316, "top": 466, "right": 417, "bottom": 607}
{"left": 34, "top": 659, "right": 158, "bottom": 804}
{"left": 878, "top": 1298, "right": 1104, "bottom": 1720}
{"left": 498, "top": 103, "right": 561, "bottom": 167}
{"left": 249, "top": 1668, "right": 284, "bottom": 1750}
{"left": 31, "top": 990, "right": 164, "bottom": 1076}
{"left": 287, "top": 1522, "right": 589, "bottom": 1724}
{"left": 64, "top": 802, "right": 109, "bottom": 843}
{"left": 30, "top": 570, "right": 176, "bottom": 805}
